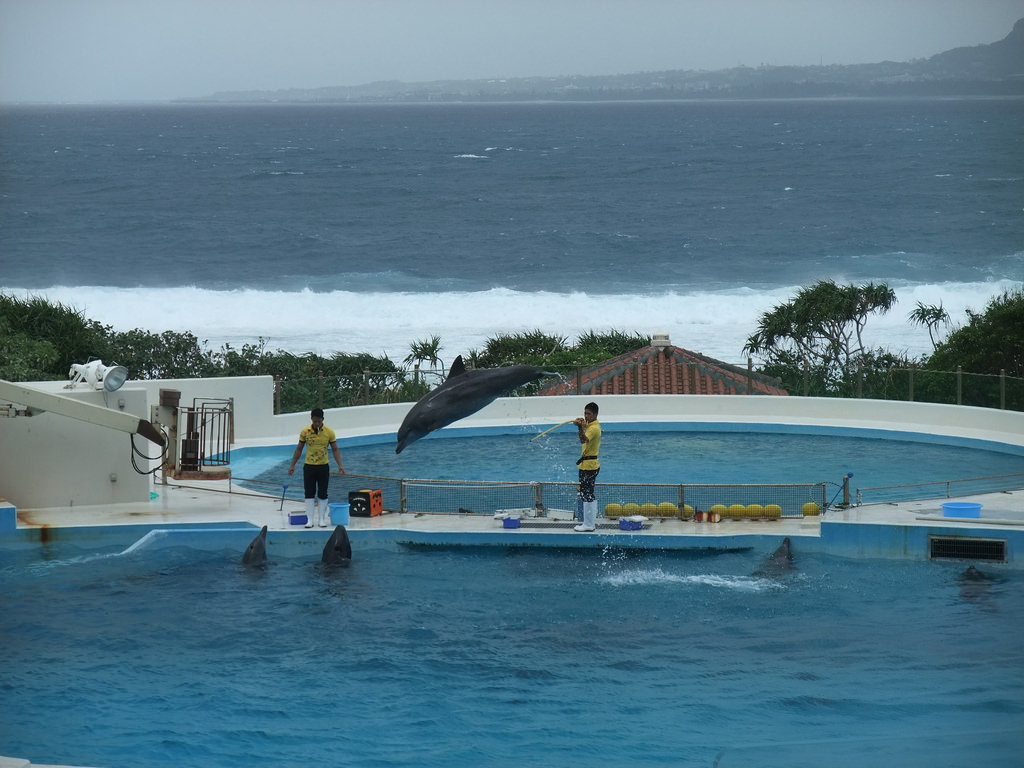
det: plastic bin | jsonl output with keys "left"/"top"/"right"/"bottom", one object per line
{"left": 329, "top": 503, "right": 350, "bottom": 526}
{"left": 941, "top": 502, "right": 982, "bottom": 518}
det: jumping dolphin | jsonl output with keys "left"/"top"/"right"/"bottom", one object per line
{"left": 753, "top": 537, "right": 794, "bottom": 577}
{"left": 396, "top": 355, "right": 556, "bottom": 453}
{"left": 321, "top": 525, "right": 353, "bottom": 564}
{"left": 242, "top": 525, "right": 268, "bottom": 566}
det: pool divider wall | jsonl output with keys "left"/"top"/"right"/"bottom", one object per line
{"left": 1, "top": 517, "right": 1020, "bottom": 566}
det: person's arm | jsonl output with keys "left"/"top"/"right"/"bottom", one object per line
{"left": 287, "top": 442, "right": 304, "bottom": 475}
{"left": 575, "top": 418, "right": 588, "bottom": 443}
{"left": 330, "top": 441, "right": 345, "bottom": 474}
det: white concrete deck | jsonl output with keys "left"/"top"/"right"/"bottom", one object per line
{"left": 8, "top": 475, "right": 1024, "bottom": 562}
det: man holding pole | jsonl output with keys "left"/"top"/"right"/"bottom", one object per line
{"left": 573, "top": 402, "right": 601, "bottom": 532}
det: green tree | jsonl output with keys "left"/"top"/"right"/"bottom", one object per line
{"left": 744, "top": 280, "right": 897, "bottom": 395}
{"left": 926, "top": 288, "right": 1024, "bottom": 377}
{"left": 908, "top": 301, "right": 951, "bottom": 351}
{"left": 0, "top": 294, "right": 113, "bottom": 380}
{"left": 404, "top": 335, "right": 445, "bottom": 380}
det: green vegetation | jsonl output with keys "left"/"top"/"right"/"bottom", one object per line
{"left": 2, "top": 286, "right": 1022, "bottom": 411}
{"left": 743, "top": 280, "right": 900, "bottom": 397}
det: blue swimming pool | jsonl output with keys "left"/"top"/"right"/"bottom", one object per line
{"left": 235, "top": 426, "right": 1024, "bottom": 501}
{"left": 1, "top": 541, "right": 1021, "bottom": 767}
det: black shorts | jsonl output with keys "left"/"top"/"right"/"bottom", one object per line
{"left": 303, "top": 463, "right": 330, "bottom": 499}
{"left": 577, "top": 468, "right": 599, "bottom": 502}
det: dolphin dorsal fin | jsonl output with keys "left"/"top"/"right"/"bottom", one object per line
{"left": 448, "top": 355, "right": 467, "bottom": 378}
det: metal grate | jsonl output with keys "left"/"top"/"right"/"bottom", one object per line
{"left": 929, "top": 536, "right": 1006, "bottom": 562}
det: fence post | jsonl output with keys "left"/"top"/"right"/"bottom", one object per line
{"left": 274, "top": 376, "right": 281, "bottom": 415}
{"left": 533, "top": 481, "right": 544, "bottom": 515}
{"left": 956, "top": 365, "right": 962, "bottom": 405}
{"left": 746, "top": 357, "right": 753, "bottom": 394}
{"left": 1000, "top": 368, "right": 1006, "bottom": 410}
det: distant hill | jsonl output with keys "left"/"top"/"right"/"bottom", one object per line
{"left": 184, "top": 18, "right": 1024, "bottom": 104}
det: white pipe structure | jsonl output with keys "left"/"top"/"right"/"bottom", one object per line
{"left": 0, "top": 379, "right": 165, "bottom": 446}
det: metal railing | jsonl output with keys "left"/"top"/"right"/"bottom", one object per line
{"left": 856, "top": 472, "right": 1024, "bottom": 505}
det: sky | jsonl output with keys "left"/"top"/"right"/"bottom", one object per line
{"left": 1, "top": 0, "right": 1021, "bottom": 103}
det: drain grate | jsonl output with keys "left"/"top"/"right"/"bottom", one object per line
{"left": 929, "top": 536, "right": 1006, "bottom": 562}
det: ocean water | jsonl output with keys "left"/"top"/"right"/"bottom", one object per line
{"left": 1, "top": 544, "right": 1021, "bottom": 768}
{"left": 1, "top": 98, "right": 1021, "bottom": 364}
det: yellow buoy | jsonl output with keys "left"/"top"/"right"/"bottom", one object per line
{"left": 623, "top": 502, "right": 641, "bottom": 515}
{"left": 604, "top": 503, "right": 623, "bottom": 518}
{"left": 728, "top": 503, "right": 746, "bottom": 518}
{"left": 640, "top": 502, "right": 659, "bottom": 516}
{"left": 746, "top": 504, "right": 764, "bottom": 517}
{"left": 764, "top": 504, "right": 783, "bottom": 516}
{"left": 802, "top": 502, "right": 821, "bottom": 516}
{"left": 657, "top": 502, "right": 678, "bottom": 517}
{"left": 682, "top": 504, "right": 694, "bottom": 518}
{"left": 710, "top": 504, "right": 727, "bottom": 515}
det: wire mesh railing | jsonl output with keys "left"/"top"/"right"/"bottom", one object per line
{"left": 231, "top": 471, "right": 829, "bottom": 519}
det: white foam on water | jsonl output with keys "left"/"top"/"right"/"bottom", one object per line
{"left": 603, "top": 567, "right": 782, "bottom": 591}
{"left": 3, "top": 280, "right": 1019, "bottom": 365}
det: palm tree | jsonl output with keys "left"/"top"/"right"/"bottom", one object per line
{"left": 908, "top": 301, "right": 951, "bottom": 350}
{"left": 404, "top": 335, "right": 444, "bottom": 382}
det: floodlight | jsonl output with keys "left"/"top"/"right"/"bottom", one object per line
{"left": 68, "top": 360, "right": 129, "bottom": 392}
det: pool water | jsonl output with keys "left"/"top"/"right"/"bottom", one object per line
{"left": 238, "top": 429, "right": 1024, "bottom": 500}
{"left": 2, "top": 542, "right": 1021, "bottom": 767}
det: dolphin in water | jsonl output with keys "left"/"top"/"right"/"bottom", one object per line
{"left": 242, "top": 525, "right": 268, "bottom": 566}
{"left": 396, "top": 355, "right": 556, "bottom": 453}
{"left": 322, "top": 525, "right": 353, "bottom": 564}
{"left": 753, "top": 537, "right": 794, "bottom": 577}
{"left": 958, "top": 564, "right": 993, "bottom": 603}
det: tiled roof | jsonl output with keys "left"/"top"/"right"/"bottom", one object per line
{"left": 538, "top": 344, "right": 788, "bottom": 396}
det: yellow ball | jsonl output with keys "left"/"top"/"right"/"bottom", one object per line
{"left": 746, "top": 504, "right": 764, "bottom": 517}
{"left": 710, "top": 504, "right": 727, "bottom": 514}
{"left": 657, "top": 502, "right": 678, "bottom": 517}
{"left": 683, "top": 504, "right": 694, "bottom": 517}
{"left": 604, "top": 503, "right": 623, "bottom": 518}
{"left": 764, "top": 504, "right": 783, "bottom": 517}
{"left": 802, "top": 502, "right": 821, "bottom": 516}
{"left": 728, "top": 504, "right": 746, "bottom": 517}
{"left": 623, "top": 503, "right": 641, "bottom": 515}
{"left": 640, "top": 503, "right": 659, "bottom": 516}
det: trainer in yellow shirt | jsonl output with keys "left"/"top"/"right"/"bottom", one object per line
{"left": 289, "top": 407, "right": 345, "bottom": 528}
{"left": 573, "top": 401, "right": 601, "bottom": 532}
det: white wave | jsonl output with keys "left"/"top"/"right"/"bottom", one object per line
{"left": 603, "top": 567, "right": 781, "bottom": 591}
{"left": 2, "top": 280, "right": 1019, "bottom": 365}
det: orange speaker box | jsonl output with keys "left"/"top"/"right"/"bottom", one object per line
{"left": 349, "top": 489, "right": 383, "bottom": 517}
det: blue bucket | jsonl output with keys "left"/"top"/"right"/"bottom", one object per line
{"left": 941, "top": 502, "right": 982, "bottom": 518}
{"left": 329, "top": 502, "right": 350, "bottom": 525}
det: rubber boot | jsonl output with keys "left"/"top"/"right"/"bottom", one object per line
{"left": 304, "top": 497, "right": 315, "bottom": 528}
{"left": 318, "top": 499, "right": 328, "bottom": 527}
{"left": 574, "top": 501, "right": 597, "bottom": 532}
